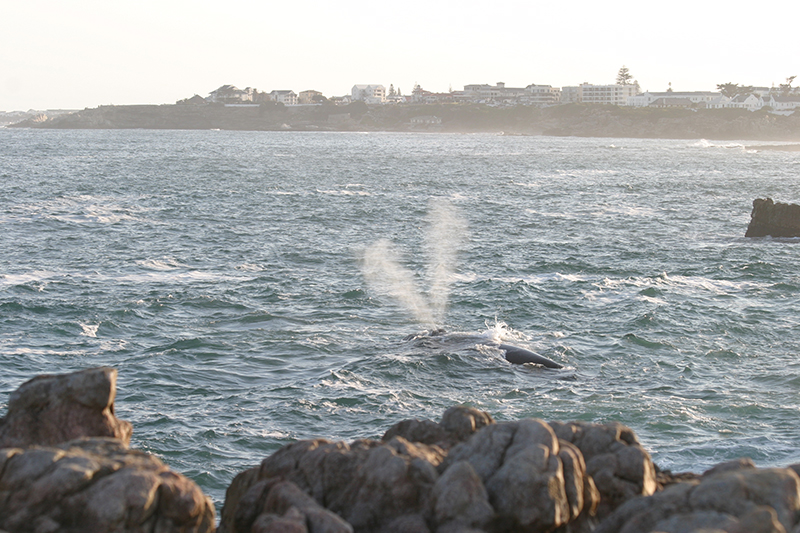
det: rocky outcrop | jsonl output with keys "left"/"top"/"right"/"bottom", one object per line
{"left": 745, "top": 198, "right": 800, "bottom": 238}
{"left": 220, "top": 407, "right": 657, "bottom": 533}
{"left": 594, "top": 458, "right": 800, "bottom": 533}
{"left": 7, "top": 367, "right": 800, "bottom": 533}
{"left": 0, "top": 367, "right": 132, "bottom": 449}
{"left": 0, "top": 437, "right": 215, "bottom": 532}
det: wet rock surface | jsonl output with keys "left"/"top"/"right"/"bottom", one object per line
{"left": 0, "top": 437, "right": 215, "bottom": 533}
{"left": 745, "top": 197, "right": 800, "bottom": 238}
{"left": 0, "top": 367, "right": 132, "bottom": 449}
{"left": 5, "top": 368, "right": 800, "bottom": 532}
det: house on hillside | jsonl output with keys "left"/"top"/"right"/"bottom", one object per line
{"left": 351, "top": 85, "right": 386, "bottom": 104}
{"left": 410, "top": 115, "right": 442, "bottom": 125}
{"left": 627, "top": 91, "right": 718, "bottom": 107}
{"left": 765, "top": 95, "right": 800, "bottom": 114}
{"left": 298, "top": 90, "right": 323, "bottom": 104}
{"left": 730, "top": 94, "right": 762, "bottom": 111}
{"left": 269, "top": 90, "right": 298, "bottom": 105}
{"left": 208, "top": 85, "right": 255, "bottom": 103}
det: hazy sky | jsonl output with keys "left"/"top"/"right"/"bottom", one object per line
{"left": 2, "top": 0, "right": 799, "bottom": 111}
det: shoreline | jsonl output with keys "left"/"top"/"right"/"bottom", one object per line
{"left": 6, "top": 102, "right": 800, "bottom": 142}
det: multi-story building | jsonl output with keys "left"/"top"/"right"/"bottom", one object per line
{"left": 351, "top": 85, "right": 386, "bottom": 104}
{"left": 298, "top": 90, "right": 323, "bottom": 104}
{"left": 579, "top": 83, "right": 639, "bottom": 105}
{"left": 523, "top": 84, "right": 561, "bottom": 106}
{"left": 560, "top": 86, "right": 582, "bottom": 104}
{"left": 269, "top": 90, "right": 298, "bottom": 105}
{"left": 463, "top": 82, "right": 527, "bottom": 102}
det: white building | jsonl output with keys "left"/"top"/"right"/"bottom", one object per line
{"left": 730, "top": 94, "right": 762, "bottom": 111}
{"left": 579, "top": 83, "right": 639, "bottom": 105}
{"left": 463, "top": 82, "right": 527, "bottom": 102}
{"left": 765, "top": 95, "right": 800, "bottom": 113}
{"left": 627, "top": 91, "right": 719, "bottom": 107}
{"left": 560, "top": 86, "right": 582, "bottom": 104}
{"left": 523, "top": 84, "right": 561, "bottom": 106}
{"left": 269, "top": 90, "right": 298, "bottom": 105}
{"left": 351, "top": 85, "right": 386, "bottom": 104}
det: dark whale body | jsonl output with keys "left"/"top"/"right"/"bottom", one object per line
{"left": 494, "top": 343, "right": 563, "bottom": 368}
{"left": 406, "top": 329, "right": 563, "bottom": 369}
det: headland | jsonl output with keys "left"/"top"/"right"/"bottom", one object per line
{"left": 7, "top": 102, "right": 800, "bottom": 141}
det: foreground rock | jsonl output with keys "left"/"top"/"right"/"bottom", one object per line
{"left": 594, "top": 458, "right": 800, "bottom": 533}
{"left": 220, "top": 406, "right": 657, "bottom": 532}
{"left": 745, "top": 198, "right": 800, "bottom": 238}
{"left": 0, "top": 437, "right": 215, "bottom": 532}
{"left": 0, "top": 367, "right": 132, "bottom": 448}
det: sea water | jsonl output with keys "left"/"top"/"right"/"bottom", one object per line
{"left": 2, "top": 129, "right": 800, "bottom": 512}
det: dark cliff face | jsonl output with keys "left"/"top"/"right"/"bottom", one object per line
{"left": 8, "top": 103, "right": 800, "bottom": 141}
{"left": 745, "top": 198, "right": 800, "bottom": 238}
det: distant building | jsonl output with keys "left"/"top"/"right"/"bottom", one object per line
{"left": 627, "top": 91, "right": 718, "bottom": 107}
{"left": 463, "top": 82, "right": 527, "bottom": 102}
{"left": 730, "top": 94, "right": 762, "bottom": 111}
{"left": 208, "top": 85, "right": 256, "bottom": 103}
{"left": 765, "top": 95, "right": 800, "bottom": 113}
{"left": 579, "top": 83, "right": 639, "bottom": 106}
{"left": 411, "top": 85, "right": 453, "bottom": 104}
{"left": 298, "top": 90, "right": 323, "bottom": 104}
{"left": 269, "top": 90, "right": 298, "bottom": 105}
{"left": 410, "top": 115, "right": 442, "bottom": 125}
{"left": 351, "top": 85, "right": 386, "bottom": 104}
{"left": 523, "top": 84, "right": 561, "bottom": 106}
{"left": 560, "top": 86, "right": 582, "bottom": 104}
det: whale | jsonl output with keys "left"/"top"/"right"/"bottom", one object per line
{"left": 491, "top": 343, "right": 563, "bottom": 368}
{"left": 405, "top": 329, "right": 563, "bottom": 369}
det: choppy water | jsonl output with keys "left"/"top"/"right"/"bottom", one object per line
{"left": 2, "top": 129, "right": 800, "bottom": 513}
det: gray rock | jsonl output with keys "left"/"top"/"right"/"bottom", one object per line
{"left": 0, "top": 437, "right": 214, "bottom": 533}
{"left": 745, "top": 197, "right": 800, "bottom": 238}
{"left": 594, "top": 460, "right": 800, "bottom": 533}
{"left": 431, "top": 460, "right": 493, "bottom": 529}
{"left": 550, "top": 420, "right": 657, "bottom": 518}
{"left": 0, "top": 367, "right": 132, "bottom": 448}
{"left": 443, "top": 419, "right": 599, "bottom": 531}
{"left": 382, "top": 406, "right": 494, "bottom": 449}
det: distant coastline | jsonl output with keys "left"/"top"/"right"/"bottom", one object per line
{"left": 7, "top": 102, "right": 800, "bottom": 141}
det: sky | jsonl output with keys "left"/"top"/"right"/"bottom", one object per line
{"left": 2, "top": 0, "right": 799, "bottom": 111}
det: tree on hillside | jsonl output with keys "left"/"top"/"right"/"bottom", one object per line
{"left": 388, "top": 84, "right": 396, "bottom": 97}
{"left": 779, "top": 76, "right": 797, "bottom": 95}
{"left": 716, "top": 83, "right": 756, "bottom": 98}
{"left": 717, "top": 82, "right": 739, "bottom": 98}
{"left": 616, "top": 65, "right": 633, "bottom": 85}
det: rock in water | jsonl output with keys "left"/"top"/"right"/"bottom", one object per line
{"left": 745, "top": 198, "right": 800, "bottom": 237}
{"left": 0, "top": 437, "right": 215, "bottom": 532}
{"left": 594, "top": 458, "right": 800, "bottom": 533}
{"left": 0, "top": 367, "right": 132, "bottom": 448}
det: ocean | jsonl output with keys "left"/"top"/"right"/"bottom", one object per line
{"left": 2, "top": 128, "right": 800, "bottom": 513}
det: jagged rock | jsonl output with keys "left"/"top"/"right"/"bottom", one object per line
{"left": 0, "top": 367, "right": 132, "bottom": 448}
{"left": 549, "top": 420, "right": 657, "bottom": 518}
{"left": 745, "top": 197, "right": 800, "bottom": 238}
{"left": 431, "top": 460, "right": 493, "bottom": 530}
{"left": 224, "top": 411, "right": 673, "bottom": 532}
{"left": 443, "top": 418, "right": 599, "bottom": 532}
{"left": 219, "top": 437, "right": 444, "bottom": 532}
{"left": 594, "top": 458, "right": 800, "bottom": 533}
{"left": 382, "top": 406, "right": 494, "bottom": 449}
{"left": 0, "top": 437, "right": 214, "bottom": 532}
